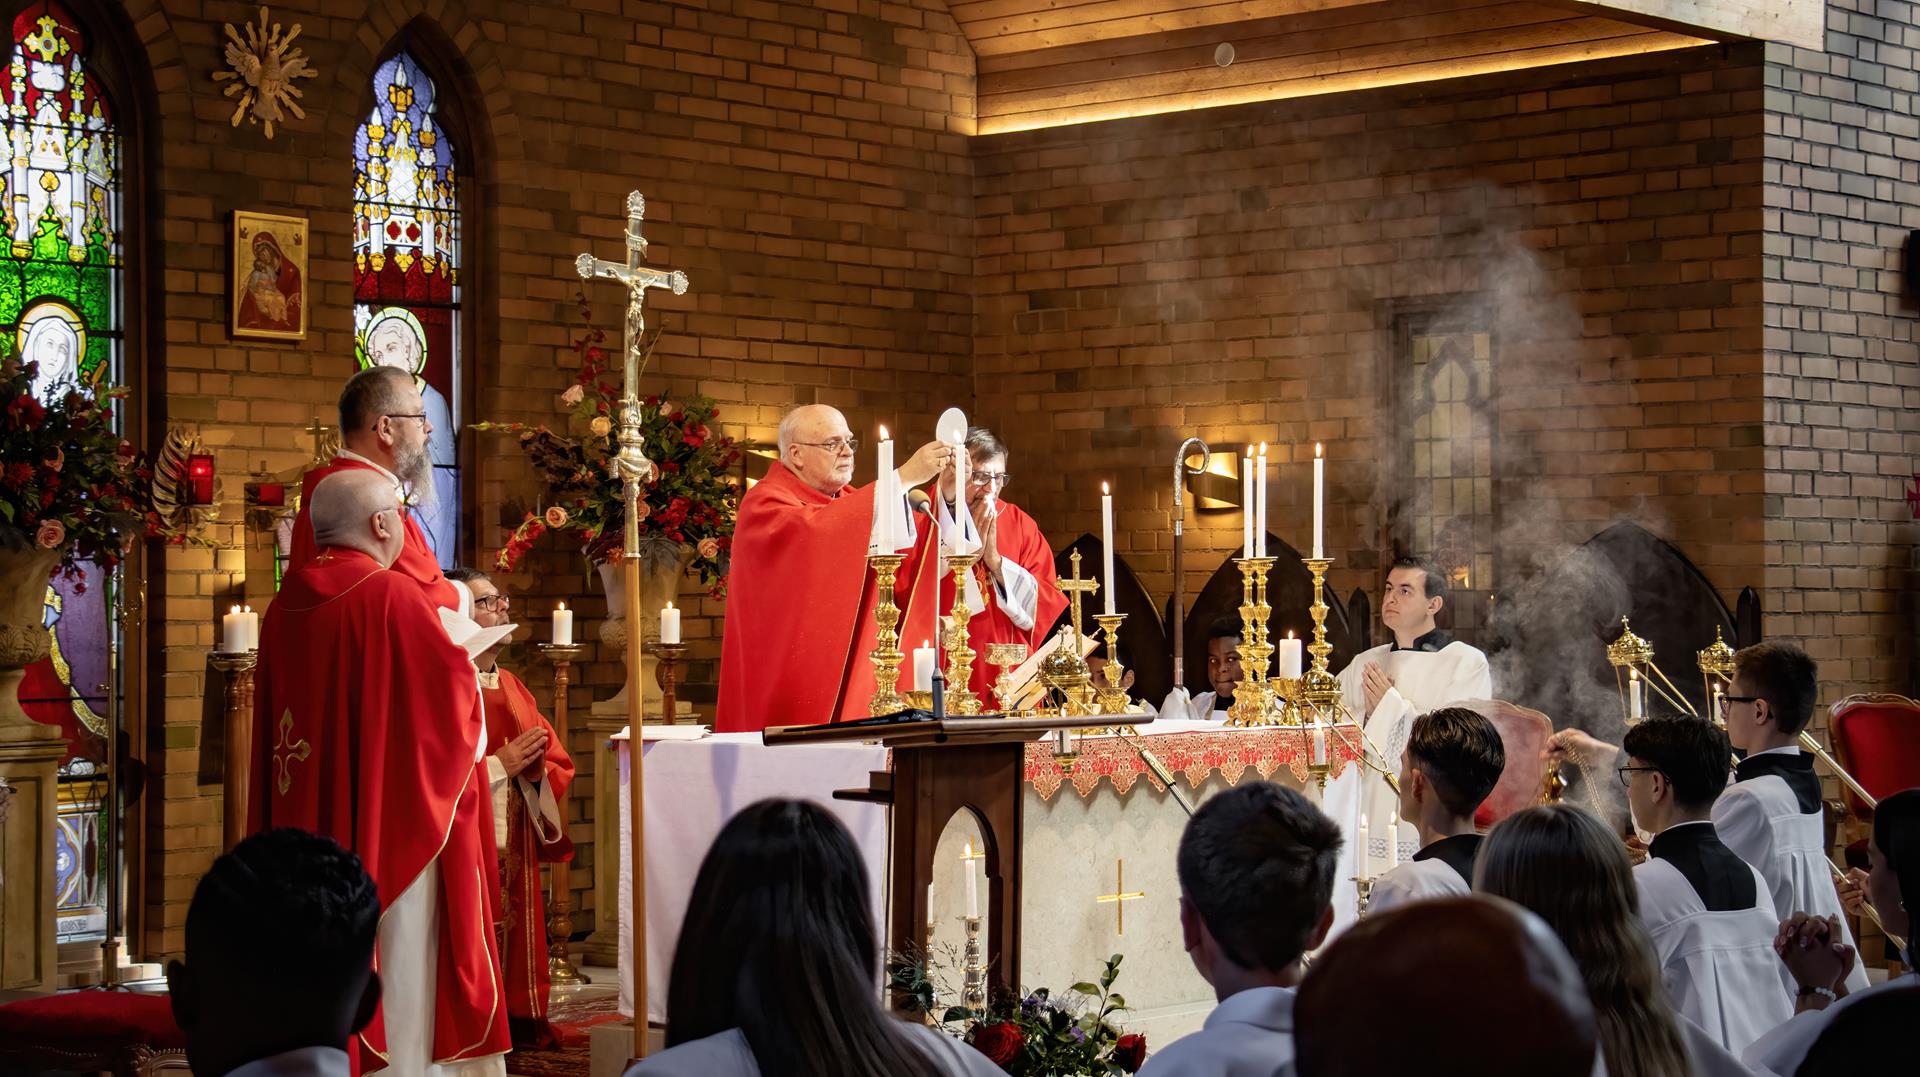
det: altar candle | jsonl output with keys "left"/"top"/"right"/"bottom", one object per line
{"left": 242, "top": 605, "right": 259, "bottom": 650}
{"left": 1629, "top": 668, "right": 1644, "bottom": 721}
{"left": 1357, "top": 813, "right": 1371, "bottom": 880}
{"left": 1312, "top": 443, "right": 1325, "bottom": 560}
{"left": 1387, "top": 812, "right": 1402, "bottom": 869}
{"left": 1255, "top": 443, "right": 1268, "bottom": 558}
{"left": 1101, "top": 482, "right": 1116, "bottom": 615}
{"left": 913, "top": 641, "right": 936, "bottom": 692}
{"left": 874, "top": 426, "right": 897, "bottom": 553}
{"left": 1279, "top": 632, "right": 1303, "bottom": 680}
{"left": 222, "top": 605, "right": 247, "bottom": 654}
{"left": 659, "top": 601, "right": 680, "bottom": 645}
{"left": 1242, "top": 447, "right": 1255, "bottom": 555}
{"left": 964, "top": 839, "right": 979, "bottom": 918}
{"left": 1311, "top": 717, "right": 1329, "bottom": 766}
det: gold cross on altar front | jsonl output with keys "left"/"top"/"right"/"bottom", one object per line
{"left": 1057, "top": 549, "right": 1099, "bottom": 648}
{"left": 273, "top": 709, "right": 310, "bottom": 795}
{"left": 1096, "top": 858, "right": 1145, "bottom": 935}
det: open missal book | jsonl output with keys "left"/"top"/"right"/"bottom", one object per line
{"left": 997, "top": 628, "right": 1099, "bottom": 712}
{"left": 436, "top": 607, "right": 518, "bottom": 662}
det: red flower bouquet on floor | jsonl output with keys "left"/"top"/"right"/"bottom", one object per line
{"left": 890, "top": 950, "right": 1145, "bottom": 1075}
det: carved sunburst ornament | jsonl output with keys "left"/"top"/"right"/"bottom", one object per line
{"left": 211, "top": 6, "right": 317, "bottom": 139}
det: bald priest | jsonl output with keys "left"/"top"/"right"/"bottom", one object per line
{"left": 715, "top": 405, "right": 950, "bottom": 732}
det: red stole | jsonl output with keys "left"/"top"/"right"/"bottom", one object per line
{"left": 249, "top": 548, "right": 510, "bottom": 1071}
{"left": 289, "top": 457, "right": 460, "bottom": 611}
{"left": 715, "top": 462, "right": 937, "bottom": 732}
{"left": 479, "top": 668, "right": 576, "bottom": 1045}
{"left": 934, "top": 500, "right": 1068, "bottom": 701}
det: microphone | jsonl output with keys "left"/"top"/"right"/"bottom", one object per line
{"left": 908, "top": 488, "right": 933, "bottom": 516}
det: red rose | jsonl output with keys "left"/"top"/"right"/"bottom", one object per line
{"left": 970, "top": 1022, "right": 1023, "bottom": 1069}
{"left": 1113, "top": 1033, "right": 1147, "bottom": 1072}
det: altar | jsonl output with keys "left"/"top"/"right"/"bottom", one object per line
{"left": 614, "top": 719, "right": 1363, "bottom": 1048}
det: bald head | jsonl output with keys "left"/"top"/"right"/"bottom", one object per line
{"left": 309, "top": 470, "right": 406, "bottom": 567}
{"left": 777, "top": 404, "right": 855, "bottom": 494}
{"left": 1294, "top": 896, "right": 1596, "bottom": 1077}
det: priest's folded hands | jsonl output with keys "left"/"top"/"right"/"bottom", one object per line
{"left": 495, "top": 725, "right": 549, "bottom": 781}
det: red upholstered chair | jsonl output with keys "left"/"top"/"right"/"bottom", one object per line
{"left": 0, "top": 991, "right": 190, "bottom": 1077}
{"left": 1458, "top": 699, "right": 1553, "bottom": 829}
{"left": 1829, "top": 693, "right": 1920, "bottom": 971}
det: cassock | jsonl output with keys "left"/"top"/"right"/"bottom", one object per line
{"left": 250, "top": 548, "right": 509, "bottom": 1076}
{"left": 932, "top": 497, "right": 1068, "bottom": 702}
{"left": 1159, "top": 688, "right": 1231, "bottom": 722}
{"left": 1326, "top": 629, "right": 1491, "bottom": 934}
{"left": 1369, "top": 833, "right": 1481, "bottom": 914}
{"left": 1135, "top": 985, "right": 1296, "bottom": 1077}
{"left": 715, "top": 461, "right": 936, "bottom": 732}
{"left": 1710, "top": 746, "right": 1869, "bottom": 993}
{"left": 288, "top": 452, "right": 461, "bottom": 612}
{"left": 479, "top": 667, "right": 575, "bottom": 1046}
{"left": 1633, "top": 820, "right": 1792, "bottom": 1054}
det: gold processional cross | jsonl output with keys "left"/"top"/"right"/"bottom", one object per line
{"left": 1096, "top": 858, "right": 1145, "bottom": 935}
{"left": 273, "top": 709, "right": 310, "bottom": 795}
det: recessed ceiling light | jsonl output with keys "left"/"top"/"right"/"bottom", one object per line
{"left": 1214, "top": 42, "right": 1235, "bottom": 68}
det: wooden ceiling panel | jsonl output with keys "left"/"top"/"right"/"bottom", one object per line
{"left": 950, "top": 0, "right": 1393, "bottom": 57}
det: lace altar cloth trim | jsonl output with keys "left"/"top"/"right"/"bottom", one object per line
{"left": 1024, "top": 726, "right": 1366, "bottom": 800}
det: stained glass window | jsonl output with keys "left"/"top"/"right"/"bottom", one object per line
{"left": 1397, "top": 321, "right": 1496, "bottom": 636}
{"left": 353, "top": 50, "right": 460, "bottom": 568}
{"left": 4, "top": 1, "right": 122, "bottom": 943}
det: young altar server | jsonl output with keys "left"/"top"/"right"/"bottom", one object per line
{"left": 1326, "top": 557, "right": 1491, "bottom": 930}
{"left": 1711, "top": 641, "right": 1869, "bottom": 994}
{"left": 1159, "top": 616, "right": 1244, "bottom": 721}
{"left": 1621, "top": 716, "right": 1791, "bottom": 1054}
{"left": 1139, "top": 782, "right": 1342, "bottom": 1077}
{"left": 1369, "top": 706, "right": 1504, "bottom": 913}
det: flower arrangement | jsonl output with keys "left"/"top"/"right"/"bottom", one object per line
{"left": 0, "top": 358, "right": 160, "bottom": 591}
{"left": 475, "top": 295, "right": 740, "bottom": 592}
{"left": 890, "top": 950, "right": 1146, "bottom": 1076}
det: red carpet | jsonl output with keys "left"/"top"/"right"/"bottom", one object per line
{"left": 507, "top": 992, "right": 623, "bottom": 1077}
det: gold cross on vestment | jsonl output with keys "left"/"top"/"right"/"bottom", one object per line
{"left": 273, "top": 709, "right": 310, "bottom": 795}
{"left": 1096, "top": 858, "right": 1145, "bottom": 935}
{"left": 1057, "top": 549, "right": 1099, "bottom": 650}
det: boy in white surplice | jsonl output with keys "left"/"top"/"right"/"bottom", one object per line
{"left": 1370, "top": 706, "right": 1505, "bottom": 913}
{"left": 1711, "top": 640, "right": 1870, "bottom": 994}
{"left": 1622, "top": 715, "right": 1792, "bottom": 1054}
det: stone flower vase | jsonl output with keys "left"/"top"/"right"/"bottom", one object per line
{"left": 593, "top": 543, "right": 693, "bottom": 720}
{"left": 0, "top": 546, "right": 61, "bottom": 740}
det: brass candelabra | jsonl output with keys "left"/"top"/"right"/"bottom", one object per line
{"left": 1225, "top": 557, "right": 1278, "bottom": 726}
{"left": 866, "top": 552, "right": 908, "bottom": 716}
{"left": 943, "top": 552, "right": 984, "bottom": 715}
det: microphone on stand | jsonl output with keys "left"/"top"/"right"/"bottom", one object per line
{"left": 908, "top": 488, "right": 933, "bottom": 516}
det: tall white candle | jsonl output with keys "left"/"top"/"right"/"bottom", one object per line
{"left": 1629, "top": 668, "right": 1644, "bottom": 721}
{"left": 1357, "top": 813, "right": 1371, "bottom": 881}
{"left": 222, "top": 605, "right": 246, "bottom": 654}
{"left": 1101, "top": 482, "right": 1116, "bottom": 615}
{"left": 660, "top": 601, "right": 681, "bottom": 645}
{"left": 874, "top": 425, "right": 897, "bottom": 553}
{"left": 1387, "top": 812, "right": 1402, "bottom": 869}
{"left": 1242, "top": 447, "right": 1254, "bottom": 555}
{"left": 1278, "top": 633, "right": 1303, "bottom": 679}
{"left": 913, "top": 641, "right": 936, "bottom": 692}
{"left": 964, "top": 839, "right": 979, "bottom": 918}
{"left": 1313, "top": 442, "right": 1325, "bottom": 560}
{"left": 242, "top": 605, "right": 259, "bottom": 650}
{"left": 1255, "top": 443, "right": 1268, "bottom": 558}
{"left": 1311, "top": 718, "right": 1328, "bottom": 766}
{"left": 552, "top": 602, "right": 574, "bottom": 645}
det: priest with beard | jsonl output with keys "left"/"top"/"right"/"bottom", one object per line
{"left": 445, "top": 567, "right": 575, "bottom": 1048}
{"left": 1325, "top": 556, "right": 1491, "bottom": 934}
{"left": 288, "top": 365, "right": 459, "bottom": 610}
{"left": 250, "top": 469, "right": 509, "bottom": 1077}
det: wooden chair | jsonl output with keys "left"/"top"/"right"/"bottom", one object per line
{"left": 1457, "top": 699, "right": 1553, "bottom": 828}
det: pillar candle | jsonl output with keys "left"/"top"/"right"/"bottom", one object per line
{"left": 660, "top": 601, "right": 681, "bottom": 645}
{"left": 1101, "top": 482, "right": 1116, "bottom": 615}
{"left": 1312, "top": 442, "right": 1325, "bottom": 560}
{"left": 964, "top": 839, "right": 979, "bottom": 918}
{"left": 874, "top": 426, "right": 897, "bottom": 553}
{"left": 913, "top": 641, "right": 936, "bottom": 691}
{"left": 1629, "top": 668, "right": 1643, "bottom": 721}
{"left": 243, "top": 606, "right": 259, "bottom": 650}
{"left": 1279, "top": 632, "right": 1303, "bottom": 680}
{"left": 1241, "top": 447, "right": 1254, "bottom": 555}
{"left": 222, "top": 605, "right": 247, "bottom": 654}
{"left": 1387, "top": 812, "right": 1401, "bottom": 869}
{"left": 1357, "top": 813, "right": 1370, "bottom": 881}
{"left": 1255, "top": 443, "right": 1268, "bottom": 558}
{"left": 552, "top": 602, "right": 574, "bottom": 645}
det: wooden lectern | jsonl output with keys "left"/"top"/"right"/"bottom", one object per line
{"left": 764, "top": 714, "right": 1149, "bottom": 1006}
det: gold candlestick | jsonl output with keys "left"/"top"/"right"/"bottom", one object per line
{"left": 943, "top": 552, "right": 983, "bottom": 715}
{"left": 535, "top": 641, "right": 590, "bottom": 987}
{"left": 1225, "top": 557, "right": 1277, "bottom": 726}
{"left": 1299, "top": 557, "right": 1345, "bottom": 722}
{"left": 1092, "top": 612, "right": 1131, "bottom": 715}
{"left": 867, "top": 552, "right": 909, "bottom": 716}
{"left": 986, "top": 643, "right": 1029, "bottom": 713}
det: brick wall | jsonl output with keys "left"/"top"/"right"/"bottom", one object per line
{"left": 118, "top": 0, "right": 975, "bottom": 958}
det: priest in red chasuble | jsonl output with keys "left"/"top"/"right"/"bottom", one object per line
{"left": 288, "top": 365, "right": 460, "bottom": 611}
{"left": 716, "top": 404, "right": 951, "bottom": 732}
{"left": 251, "top": 470, "right": 510, "bottom": 1077}
{"left": 931, "top": 427, "right": 1068, "bottom": 702}
{"left": 445, "top": 567, "right": 575, "bottom": 1048}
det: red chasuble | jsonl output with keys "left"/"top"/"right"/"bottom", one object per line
{"left": 715, "top": 461, "right": 937, "bottom": 732}
{"left": 249, "top": 548, "right": 510, "bottom": 1071}
{"left": 935, "top": 500, "right": 1069, "bottom": 701}
{"left": 479, "top": 668, "right": 575, "bottom": 1046}
{"left": 288, "top": 456, "right": 461, "bottom": 611}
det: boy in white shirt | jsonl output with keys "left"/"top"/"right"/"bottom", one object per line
{"left": 1370, "top": 706, "right": 1505, "bottom": 912}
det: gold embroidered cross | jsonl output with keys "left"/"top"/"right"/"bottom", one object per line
{"left": 273, "top": 709, "right": 310, "bottom": 795}
{"left": 1096, "top": 858, "right": 1145, "bottom": 935}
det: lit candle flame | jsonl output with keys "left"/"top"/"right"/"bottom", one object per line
{"left": 964, "top": 839, "right": 973, "bottom": 857}
{"left": 879, "top": 424, "right": 889, "bottom": 440}
{"left": 1102, "top": 481, "right": 1110, "bottom": 495}
{"left": 558, "top": 601, "right": 567, "bottom": 611}
{"left": 1316, "top": 442, "right": 1323, "bottom": 458}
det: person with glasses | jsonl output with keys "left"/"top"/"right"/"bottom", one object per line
{"left": 930, "top": 427, "right": 1068, "bottom": 703}
{"left": 1711, "top": 641, "right": 1870, "bottom": 994}
{"left": 286, "top": 364, "right": 460, "bottom": 611}
{"left": 717, "top": 404, "right": 952, "bottom": 732}
{"left": 1620, "top": 716, "right": 1791, "bottom": 1054}
{"left": 445, "top": 567, "right": 574, "bottom": 1048}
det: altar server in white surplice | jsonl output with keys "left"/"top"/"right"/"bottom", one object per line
{"left": 1710, "top": 641, "right": 1869, "bottom": 994}
{"left": 1327, "top": 558, "right": 1491, "bottom": 931}
{"left": 1370, "top": 706, "right": 1504, "bottom": 914}
{"left": 1622, "top": 716, "right": 1791, "bottom": 1054}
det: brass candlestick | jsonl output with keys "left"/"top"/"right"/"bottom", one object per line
{"left": 211, "top": 649, "right": 259, "bottom": 853}
{"left": 1225, "top": 557, "right": 1277, "bottom": 726}
{"left": 1299, "top": 558, "right": 1344, "bottom": 719}
{"left": 1092, "top": 612, "right": 1131, "bottom": 715}
{"left": 866, "top": 553, "right": 909, "bottom": 716}
{"left": 961, "top": 915, "right": 987, "bottom": 1011}
{"left": 986, "top": 643, "right": 1028, "bottom": 714}
{"left": 645, "top": 640, "right": 688, "bottom": 725}
{"left": 943, "top": 552, "right": 983, "bottom": 715}
{"left": 535, "top": 641, "right": 590, "bottom": 988}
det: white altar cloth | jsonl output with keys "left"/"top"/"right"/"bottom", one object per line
{"left": 614, "top": 730, "right": 889, "bottom": 1023}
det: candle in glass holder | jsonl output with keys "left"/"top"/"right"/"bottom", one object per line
{"left": 1311, "top": 718, "right": 1328, "bottom": 766}
{"left": 552, "top": 602, "right": 574, "bottom": 645}
{"left": 660, "top": 601, "right": 682, "bottom": 645}
{"left": 1629, "top": 668, "right": 1644, "bottom": 721}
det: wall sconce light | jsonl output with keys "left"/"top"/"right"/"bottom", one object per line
{"left": 1184, "top": 449, "right": 1245, "bottom": 511}
{"left": 185, "top": 453, "right": 216, "bottom": 505}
